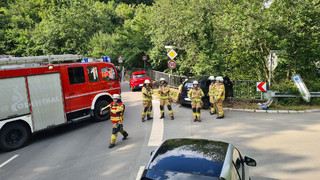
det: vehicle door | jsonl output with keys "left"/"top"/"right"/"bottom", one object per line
{"left": 64, "top": 66, "right": 91, "bottom": 112}
{"left": 100, "top": 65, "right": 120, "bottom": 95}
{"left": 232, "top": 148, "right": 246, "bottom": 180}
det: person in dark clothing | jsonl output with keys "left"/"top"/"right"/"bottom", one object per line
{"left": 224, "top": 75, "right": 233, "bottom": 98}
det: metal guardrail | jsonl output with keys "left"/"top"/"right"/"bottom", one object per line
{"left": 271, "top": 92, "right": 320, "bottom": 98}
{"left": 130, "top": 68, "right": 320, "bottom": 100}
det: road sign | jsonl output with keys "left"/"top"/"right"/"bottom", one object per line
{"left": 168, "top": 60, "right": 176, "bottom": 69}
{"left": 266, "top": 53, "right": 278, "bottom": 71}
{"left": 167, "top": 49, "right": 178, "bottom": 60}
{"left": 256, "top": 82, "right": 267, "bottom": 92}
{"left": 118, "top": 56, "right": 123, "bottom": 63}
{"left": 292, "top": 74, "right": 310, "bottom": 102}
{"left": 142, "top": 55, "right": 148, "bottom": 61}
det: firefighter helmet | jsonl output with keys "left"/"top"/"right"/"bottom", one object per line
{"left": 208, "top": 76, "right": 215, "bottom": 81}
{"left": 193, "top": 80, "right": 199, "bottom": 85}
{"left": 144, "top": 79, "right": 151, "bottom": 84}
{"left": 159, "top": 77, "right": 166, "bottom": 82}
{"left": 112, "top": 94, "right": 121, "bottom": 99}
{"left": 216, "top": 76, "right": 223, "bottom": 81}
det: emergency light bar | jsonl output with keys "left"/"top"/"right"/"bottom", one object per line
{"left": 0, "top": 54, "right": 82, "bottom": 65}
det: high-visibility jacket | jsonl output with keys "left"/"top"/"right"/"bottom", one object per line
{"left": 215, "top": 83, "right": 225, "bottom": 101}
{"left": 159, "top": 84, "right": 170, "bottom": 100}
{"left": 106, "top": 102, "right": 124, "bottom": 124}
{"left": 142, "top": 86, "right": 153, "bottom": 101}
{"left": 188, "top": 87, "right": 204, "bottom": 102}
{"left": 208, "top": 82, "right": 217, "bottom": 97}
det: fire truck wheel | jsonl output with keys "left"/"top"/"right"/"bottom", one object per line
{"left": 0, "top": 123, "right": 31, "bottom": 151}
{"left": 93, "top": 100, "right": 110, "bottom": 122}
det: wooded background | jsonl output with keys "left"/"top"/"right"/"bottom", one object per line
{"left": 1, "top": 0, "right": 319, "bottom": 90}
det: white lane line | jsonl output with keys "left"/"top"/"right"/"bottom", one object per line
{"left": 136, "top": 166, "right": 145, "bottom": 180}
{"left": 0, "top": 154, "right": 19, "bottom": 168}
{"left": 148, "top": 100, "right": 163, "bottom": 146}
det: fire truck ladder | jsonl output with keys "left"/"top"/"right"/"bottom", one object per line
{"left": 0, "top": 54, "right": 82, "bottom": 65}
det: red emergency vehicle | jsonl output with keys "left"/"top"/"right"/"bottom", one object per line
{"left": 0, "top": 55, "right": 121, "bottom": 151}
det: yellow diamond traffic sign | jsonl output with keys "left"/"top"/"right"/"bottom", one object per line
{"left": 167, "top": 49, "right": 178, "bottom": 60}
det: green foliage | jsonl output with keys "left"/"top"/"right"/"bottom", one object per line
{"left": 1, "top": 0, "right": 319, "bottom": 93}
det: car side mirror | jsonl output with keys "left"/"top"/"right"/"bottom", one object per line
{"left": 244, "top": 156, "right": 257, "bottom": 167}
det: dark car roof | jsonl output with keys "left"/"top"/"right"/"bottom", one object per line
{"left": 147, "top": 138, "right": 229, "bottom": 178}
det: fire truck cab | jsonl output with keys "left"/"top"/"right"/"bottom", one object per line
{"left": 0, "top": 55, "right": 121, "bottom": 151}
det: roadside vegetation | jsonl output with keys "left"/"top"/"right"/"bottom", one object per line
{"left": 1, "top": 0, "right": 319, "bottom": 106}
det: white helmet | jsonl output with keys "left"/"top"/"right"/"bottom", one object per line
{"left": 184, "top": 78, "right": 188, "bottom": 82}
{"left": 159, "top": 77, "right": 166, "bottom": 82}
{"left": 193, "top": 80, "right": 199, "bottom": 85}
{"left": 208, "top": 76, "right": 215, "bottom": 81}
{"left": 112, "top": 94, "right": 121, "bottom": 99}
{"left": 144, "top": 79, "right": 151, "bottom": 84}
{"left": 216, "top": 76, "right": 223, "bottom": 81}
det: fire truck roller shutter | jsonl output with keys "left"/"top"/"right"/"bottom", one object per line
{"left": 27, "top": 73, "right": 66, "bottom": 130}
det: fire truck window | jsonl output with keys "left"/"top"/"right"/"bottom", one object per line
{"left": 68, "top": 67, "right": 85, "bottom": 85}
{"left": 87, "top": 66, "right": 99, "bottom": 82}
{"left": 101, "top": 67, "right": 116, "bottom": 81}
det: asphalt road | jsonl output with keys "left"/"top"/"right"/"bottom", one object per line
{"left": 0, "top": 81, "right": 320, "bottom": 180}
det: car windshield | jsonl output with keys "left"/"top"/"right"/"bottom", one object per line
{"left": 133, "top": 74, "right": 147, "bottom": 79}
{"left": 149, "top": 139, "right": 228, "bottom": 178}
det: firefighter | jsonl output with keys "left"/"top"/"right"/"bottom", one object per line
{"left": 100, "top": 94, "right": 128, "bottom": 148}
{"left": 159, "top": 78, "right": 174, "bottom": 120}
{"left": 142, "top": 79, "right": 153, "bottom": 122}
{"left": 188, "top": 80, "right": 204, "bottom": 122}
{"left": 208, "top": 76, "right": 217, "bottom": 115}
{"left": 215, "top": 76, "right": 225, "bottom": 119}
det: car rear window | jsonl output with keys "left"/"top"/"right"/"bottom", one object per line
{"left": 133, "top": 73, "right": 147, "bottom": 79}
{"left": 184, "top": 82, "right": 193, "bottom": 88}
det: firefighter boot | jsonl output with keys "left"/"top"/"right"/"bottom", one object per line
{"left": 147, "top": 115, "right": 153, "bottom": 120}
{"left": 122, "top": 131, "right": 129, "bottom": 140}
{"left": 160, "top": 114, "right": 164, "bottom": 119}
{"left": 216, "top": 116, "right": 224, "bottom": 119}
{"left": 171, "top": 116, "right": 174, "bottom": 120}
{"left": 142, "top": 118, "right": 145, "bottom": 122}
{"left": 109, "top": 139, "right": 116, "bottom": 148}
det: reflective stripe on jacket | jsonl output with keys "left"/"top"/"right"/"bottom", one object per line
{"left": 142, "top": 86, "right": 153, "bottom": 101}
{"left": 109, "top": 102, "right": 124, "bottom": 123}
{"left": 188, "top": 87, "right": 204, "bottom": 102}
{"left": 159, "top": 84, "right": 170, "bottom": 99}
{"left": 215, "top": 83, "right": 225, "bottom": 101}
{"left": 209, "top": 82, "right": 216, "bottom": 96}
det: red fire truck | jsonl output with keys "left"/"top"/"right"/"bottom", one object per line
{"left": 0, "top": 55, "right": 121, "bottom": 151}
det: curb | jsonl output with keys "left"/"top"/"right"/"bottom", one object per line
{"left": 222, "top": 108, "right": 319, "bottom": 114}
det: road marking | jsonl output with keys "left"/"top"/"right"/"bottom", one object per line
{"left": 148, "top": 100, "right": 163, "bottom": 146}
{"left": 0, "top": 155, "right": 19, "bottom": 168}
{"left": 136, "top": 166, "right": 145, "bottom": 180}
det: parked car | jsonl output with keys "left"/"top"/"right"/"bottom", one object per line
{"left": 141, "top": 138, "right": 257, "bottom": 180}
{"left": 130, "top": 71, "right": 152, "bottom": 91}
{"left": 178, "top": 76, "right": 233, "bottom": 109}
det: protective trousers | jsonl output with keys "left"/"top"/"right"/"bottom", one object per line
{"left": 191, "top": 101, "right": 201, "bottom": 120}
{"left": 110, "top": 123, "right": 128, "bottom": 145}
{"left": 160, "top": 99, "right": 173, "bottom": 117}
{"left": 216, "top": 100, "right": 224, "bottom": 117}
{"left": 142, "top": 100, "right": 152, "bottom": 119}
{"left": 209, "top": 96, "right": 216, "bottom": 114}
